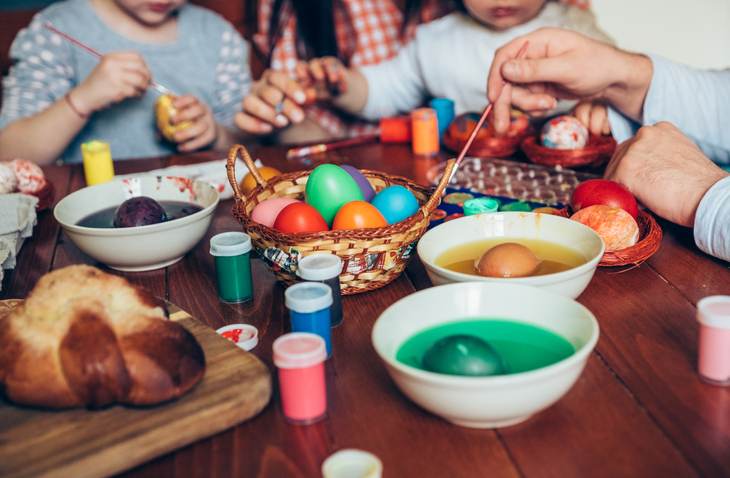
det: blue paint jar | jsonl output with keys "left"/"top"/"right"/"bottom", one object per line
{"left": 285, "top": 282, "right": 333, "bottom": 357}
{"left": 296, "top": 254, "right": 343, "bottom": 327}
{"left": 429, "top": 98, "right": 455, "bottom": 138}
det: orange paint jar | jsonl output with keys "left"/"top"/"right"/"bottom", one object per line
{"left": 411, "top": 108, "right": 439, "bottom": 156}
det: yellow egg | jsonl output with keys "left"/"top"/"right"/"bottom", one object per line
{"left": 240, "top": 166, "right": 282, "bottom": 194}
{"left": 155, "top": 94, "right": 192, "bottom": 142}
{"left": 475, "top": 243, "right": 541, "bottom": 278}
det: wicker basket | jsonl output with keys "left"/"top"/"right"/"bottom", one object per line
{"left": 522, "top": 134, "right": 616, "bottom": 169}
{"left": 226, "top": 145, "right": 454, "bottom": 295}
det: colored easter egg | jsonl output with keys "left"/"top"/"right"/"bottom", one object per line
{"left": 332, "top": 201, "right": 387, "bottom": 230}
{"left": 371, "top": 185, "right": 419, "bottom": 224}
{"left": 240, "top": 166, "right": 282, "bottom": 194}
{"left": 422, "top": 335, "right": 506, "bottom": 376}
{"left": 341, "top": 165, "right": 375, "bottom": 202}
{"left": 571, "top": 204, "right": 639, "bottom": 252}
{"left": 305, "top": 164, "right": 364, "bottom": 226}
{"left": 571, "top": 179, "right": 639, "bottom": 219}
{"left": 541, "top": 115, "right": 588, "bottom": 150}
{"left": 251, "top": 197, "right": 300, "bottom": 228}
{"left": 273, "top": 203, "right": 328, "bottom": 234}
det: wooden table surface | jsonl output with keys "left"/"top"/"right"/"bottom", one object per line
{"left": 3, "top": 144, "right": 730, "bottom": 478}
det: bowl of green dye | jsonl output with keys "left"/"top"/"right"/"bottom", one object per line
{"left": 371, "top": 282, "right": 599, "bottom": 429}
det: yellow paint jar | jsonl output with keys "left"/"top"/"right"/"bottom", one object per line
{"left": 81, "top": 140, "right": 115, "bottom": 186}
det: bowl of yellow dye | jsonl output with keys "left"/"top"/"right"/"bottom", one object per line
{"left": 417, "top": 212, "right": 604, "bottom": 298}
{"left": 371, "top": 282, "right": 599, "bottom": 428}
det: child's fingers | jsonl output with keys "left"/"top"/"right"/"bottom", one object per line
{"left": 589, "top": 105, "right": 608, "bottom": 136}
{"left": 308, "top": 59, "right": 326, "bottom": 83}
{"left": 120, "top": 71, "right": 149, "bottom": 96}
{"left": 279, "top": 98, "right": 305, "bottom": 123}
{"left": 573, "top": 102, "right": 591, "bottom": 130}
{"left": 242, "top": 95, "right": 287, "bottom": 127}
{"left": 265, "top": 71, "right": 307, "bottom": 105}
{"left": 172, "top": 95, "right": 197, "bottom": 109}
{"left": 602, "top": 116, "right": 611, "bottom": 136}
{"left": 295, "top": 62, "right": 312, "bottom": 86}
{"left": 260, "top": 88, "right": 304, "bottom": 124}
{"left": 178, "top": 123, "right": 216, "bottom": 152}
{"left": 173, "top": 116, "right": 208, "bottom": 143}
{"left": 322, "top": 58, "right": 345, "bottom": 95}
{"left": 234, "top": 112, "right": 274, "bottom": 135}
{"left": 172, "top": 102, "right": 206, "bottom": 125}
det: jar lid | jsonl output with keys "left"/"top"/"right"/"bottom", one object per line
{"left": 297, "top": 254, "right": 343, "bottom": 281}
{"left": 322, "top": 449, "right": 383, "bottom": 478}
{"left": 285, "top": 282, "right": 333, "bottom": 314}
{"left": 463, "top": 197, "right": 500, "bottom": 216}
{"left": 216, "top": 324, "right": 259, "bottom": 351}
{"left": 697, "top": 296, "right": 730, "bottom": 329}
{"left": 273, "top": 332, "right": 327, "bottom": 369}
{"left": 210, "top": 232, "right": 251, "bottom": 257}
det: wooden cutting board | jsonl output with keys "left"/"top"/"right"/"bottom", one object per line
{"left": 0, "top": 300, "right": 272, "bottom": 478}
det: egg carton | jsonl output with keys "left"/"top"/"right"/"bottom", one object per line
{"left": 427, "top": 157, "right": 598, "bottom": 205}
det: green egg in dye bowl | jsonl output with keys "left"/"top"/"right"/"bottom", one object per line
{"left": 371, "top": 282, "right": 599, "bottom": 428}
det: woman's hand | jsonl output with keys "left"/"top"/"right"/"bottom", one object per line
{"left": 235, "top": 69, "right": 308, "bottom": 135}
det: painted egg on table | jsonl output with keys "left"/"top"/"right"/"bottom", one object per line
{"left": 371, "top": 185, "right": 419, "bottom": 224}
{"left": 251, "top": 197, "right": 300, "bottom": 228}
{"left": 10, "top": 159, "right": 46, "bottom": 194}
{"left": 332, "top": 201, "right": 387, "bottom": 230}
{"left": 571, "top": 204, "right": 639, "bottom": 252}
{"left": 422, "top": 335, "right": 506, "bottom": 376}
{"left": 540, "top": 115, "right": 589, "bottom": 150}
{"left": 240, "top": 166, "right": 282, "bottom": 194}
{"left": 305, "top": 164, "right": 364, "bottom": 226}
{"left": 273, "top": 203, "right": 329, "bottom": 234}
{"left": 0, "top": 162, "right": 18, "bottom": 194}
{"left": 341, "top": 165, "right": 375, "bottom": 202}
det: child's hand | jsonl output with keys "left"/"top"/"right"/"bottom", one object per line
{"left": 74, "top": 52, "right": 151, "bottom": 113}
{"left": 169, "top": 95, "right": 217, "bottom": 152}
{"left": 573, "top": 101, "right": 611, "bottom": 136}
{"left": 235, "top": 70, "right": 308, "bottom": 135}
{"left": 296, "top": 57, "right": 348, "bottom": 102}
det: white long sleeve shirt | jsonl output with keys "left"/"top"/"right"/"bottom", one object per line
{"left": 608, "top": 56, "right": 730, "bottom": 262}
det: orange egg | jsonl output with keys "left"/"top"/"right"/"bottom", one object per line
{"left": 475, "top": 243, "right": 541, "bottom": 278}
{"left": 332, "top": 201, "right": 387, "bottom": 230}
{"left": 240, "top": 166, "right": 281, "bottom": 194}
{"left": 571, "top": 204, "right": 639, "bottom": 252}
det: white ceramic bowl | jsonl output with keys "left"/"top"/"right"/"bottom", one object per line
{"left": 54, "top": 176, "right": 219, "bottom": 271}
{"left": 372, "top": 282, "right": 599, "bottom": 428}
{"left": 417, "top": 212, "right": 604, "bottom": 298}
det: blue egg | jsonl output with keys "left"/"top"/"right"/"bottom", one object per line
{"left": 371, "top": 185, "right": 419, "bottom": 224}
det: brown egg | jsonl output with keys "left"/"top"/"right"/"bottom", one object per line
{"left": 475, "top": 243, "right": 541, "bottom": 278}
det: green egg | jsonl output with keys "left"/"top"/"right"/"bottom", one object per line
{"left": 305, "top": 164, "right": 364, "bottom": 226}
{"left": 422, "top": 334, "right": 507, "bottom": 377}
{"left": 500, "top": 201, "right": 532, "bottom": 212}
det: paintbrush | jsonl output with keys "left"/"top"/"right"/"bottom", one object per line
{"left": 286, "top": 134, "right": 379, "bottom": 160}
{"left": 44, "top": 22, "right": 176, "bottom": 96}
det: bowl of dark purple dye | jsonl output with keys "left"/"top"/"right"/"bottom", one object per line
{"left": 54, "top": 176, "right": 219, "bottom": 271}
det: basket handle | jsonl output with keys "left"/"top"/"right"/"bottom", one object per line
{"left": 420, "top": 158, "right": 455, "bottom": 218}
{"left": 226, "top": 144, "right": 267, "bottom": 202}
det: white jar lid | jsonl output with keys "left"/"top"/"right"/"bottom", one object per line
{"left": 216, "top": 324, "right": 259, "bottom": 351}
{"left": 273, "top": 332, "right": 327, "bottom": 369}
{"left": 285, "top": 282, "right": 333, "bottom": 314}
{"left": 697, "top": 296, "right": 730, "bottom": 330}
{"left": 322, "top": 449, "right": 383, "bottom": 478}
{"left": 210, "top": 232, "right": 251, "bottom": 257}
{"left": 297, "top": 253, "right": 343, "bottom": 281}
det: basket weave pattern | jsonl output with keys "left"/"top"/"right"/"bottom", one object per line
{"left": 522, "top": 134, "right": 616, "bottom": 169}
{"left": 226, "top": 145, "right": 454, "bottom": 295}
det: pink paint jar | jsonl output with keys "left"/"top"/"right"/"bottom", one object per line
{"left": 273, "top": 332, "right": 328, "bottom": 424}
{"left": 697, "top": 296, "right": 730, "bottom": 386}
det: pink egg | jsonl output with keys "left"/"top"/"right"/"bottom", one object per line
{"left": 251, "top": 198, "right": 301, "bottom": 227}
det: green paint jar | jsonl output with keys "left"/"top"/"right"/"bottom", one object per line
{"left": 463, "top": 197, "right": 500, "bottom": 216}
{"left": 210, "top": 232, "right": 253, "bottom": 303}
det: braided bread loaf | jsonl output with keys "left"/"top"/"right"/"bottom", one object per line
{"left": 0, "top": 265, "right": 205, "bottom": 409}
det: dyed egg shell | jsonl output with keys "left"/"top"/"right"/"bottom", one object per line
{"left": 114, "top": 196, "right": 167, "bottom": 228}
{"left": 332, "top": 201, "right": 387, "bottom": 230}
{"left": 476, "top": 242, "right": 541, "bottom": 278}
{"left": 422, "top": 335, "right": 506, "bottom": 376}
{"left": 251, "top": 197, "right": 300, "bottom": 228}
{"left": 0, "top": 162, "right": 18, "bottom": 194}
{"left": 571, "top": 204, "right": 639, "bottom": 252}
{"left": 305, "top": 164, "right": 364, "bottom": 226}
{"left": 240, "top": 166, "right": 282, "bottom": 194}
{"left": 371, "top": 185, "right": 419, "bottom": 224}
{"left": 341, "top": 165, "right": 375, "bottom": 202}
{"left": 541, "top": 115, "right": 589, "bottom": 150}
{"left": 273, "top": 202, "right": 328, "bottom": 233}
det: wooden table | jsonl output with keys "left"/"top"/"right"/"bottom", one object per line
{"left": 3, "top": 144, "right": 730, "bottom": 478}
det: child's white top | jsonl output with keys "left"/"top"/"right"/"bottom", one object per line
{"left": 360, "top": 3, "right": 610, "bottom": 119}
{"left": 0, "top": 0, "right": 252, "bottom": 163}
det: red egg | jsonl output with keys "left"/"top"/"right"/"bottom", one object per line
{"left": 571, "top": 205, "right": 639, "bottom": 252}
{"left": 273, "top": 203, "right": 328, "bottom": 233}
{"left": 571, "top": 179, "right": 639, "bottom": 219}
{"left": 332, "top": 201, "right": 387, "bottom": 230}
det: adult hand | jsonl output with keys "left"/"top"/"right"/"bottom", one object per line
{"left": 73, "top": 52, "right": 151, "bottom": 114}
{"left": 604, "top": 122, "right": 728, "bottom": 227}
{"left": 573, "top": 101, "right": 611, "bottom": 136}
{"left": 169, "top": 95, "right": 217, "bottom": 152}
{"left": 235, "top": 69, "right": 307, "bottom": 135}
{"left": 486, "top": 28, "right": 653, "bottom": 134}
{"left": 295, "top": 56, "right": 349, "bottom": 102}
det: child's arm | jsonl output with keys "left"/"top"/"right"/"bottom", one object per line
{"left": 573, "top": 101, "right": 611, "bottom": 136}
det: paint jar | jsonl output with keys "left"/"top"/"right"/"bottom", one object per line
{"left": 209, "top": 232, "right": 253, "bottom": 303}
{"left": 273, "top": 332, "right": 328, "bottom": 424}
{"left": 322, "top": 449, "right": 383, "bottom": 478}
{"left": 411, "top": 108, "right": 439, "bottom": 156}
{"left": 429, "top": 98, "right": 455, "bottom": 138}
{"left": 297, "top": 254, "right": 343, "bottom": 327}
{"left": 379, "top": 116, "right": 411, "bottom": 143}
{"left": 285, "top": 282, "right": 333, "bottom": 356}
{"left": 697, "top": 296, "right": 730, "bottom": 386}
{"left": 81, "top": 140, "right": 115, "bottom": 186}
{"left": 463, "top": 197, "right": 500, "bottom": 216}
